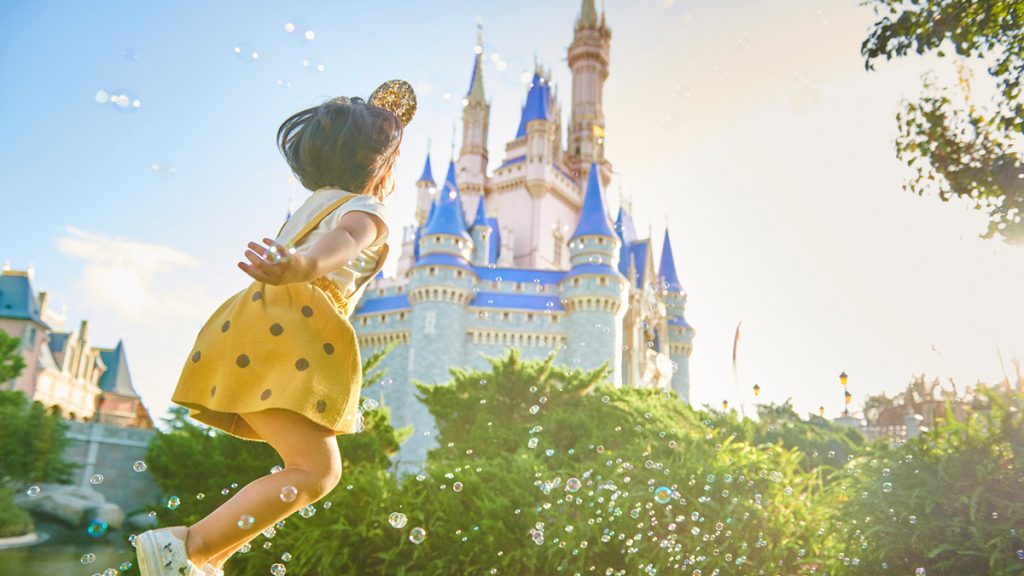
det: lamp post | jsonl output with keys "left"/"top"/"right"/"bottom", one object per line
{"left": 840, "top": 371, "right": 850, "bottom": 417}
{"left": 752, "top": 383, "right": 760, "bottom": 397}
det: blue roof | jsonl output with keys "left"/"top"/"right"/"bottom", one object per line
{"left": 630, "top": 241, "right": 649, "bottom": 287}
{"left": 658, "top": 230, "right": 683, "bottom": 292}
{"left": 473, "top": 195, "right": 488, "bottom": 227}
{"left": 418, "top": 152, "right": 435, "bottom": 184}
{"left": 413, "top": 223, "right": 423, "bottom": 262}
{"left": 668, "top": 316, "right": 693, "bottom": 329}
{"left": 562, "top": 262, "right": 622, "bottom": 279}
{"left": 470, "top": 292, "right": 564, "bottom": 311}
{"left": 486, "top": 217, "right": 501, "bottom": 264}
{"left": 0, "top": 271, "right": 47, "bottom": 327}
{"left": 48, "top": 332, "right": 70, "bottom": 355}
{"left": 569, "top": 164, "right": 615, "bottom": 240}
{"left": 498, "top": 155, "right": 526, "bottom": 169}
{"left": 421, "top": 160, "right": 471, "bottom": 240}
{"left": 614, "top": 207, "right": 638, "bottom": 277}
{"left": 97, "top": 340, "right": 138, "bottom": 397}
{"left": 473, "top": 266, "right": 565, "bottom": 285}
{"left": 354, "top": 294, "right": 410, "bottom": 314}
{"left": 412, "top": 252, "right": 475, "bottom": 273}
{"left": 466, "top": 50, "right": 485, "bottom": 101}
{"left": 515, "top": 73, "right": 553, "bottom": 138}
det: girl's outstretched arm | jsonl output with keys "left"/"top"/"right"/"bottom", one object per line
{"left": 238, "top": 210, "right": 385, "bottom": 285}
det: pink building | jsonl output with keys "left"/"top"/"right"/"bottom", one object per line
{"left": 0, "top": 268, "right": 151, "bottom": 428}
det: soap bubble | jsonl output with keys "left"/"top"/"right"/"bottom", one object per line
{"left": 303, "top": 30, "right": 315, "bottom": 41}
{"left": 94, "top": 90, "right": 110, "bottom": 104}
{"left": 408, "top": 526, "right": 427, "bottom": 544}
{"left": 26, "top": 485, "right": 40, "bottom": 497}
{"left": 86, "top": 519, "right": 108, "bottom": 537}
{"left": 103, "top": 569, "right": 118, "bottom": 576}
{"left": 81, "top": 553, "right": 96, "bottom": 564}
{"left": 233, "top": 42, "right": 260, "bottom": 63}
{"left": 237, "top": 514, "right": 255, "bottom": 529}
{"left": 298, "top": 504, "right": 316, "bottom": 518}
{"left": 882, "top": 482, "right": 893, "bottom": 493}
{"left": 128, "top": 534, "right": 137, "bottom": 547}
{"left": 279, "top": 485, "right": 298, "bottom": 502}
{"left": 239, "top": 543, "right": 252, "bottom": 553}
{"left": 389, "top": 512, "right": 407, "bottom": 528}
{"left": 106, "top": 90, "right": 141, "bottom": 111}
{"left": 654, "top": 486, "right": 672, "bottom": 504}
{"left": 281, "top": 552, "right": 292, "bottom": 562}
{"left": 283, "top": 22, "right": 296, "bottom": 33}
{"left": 302, "top": 57, "right": 326, "bottom": 73}
{"left": 133, "top": 461, "right": 147, "bottom": 472}
{"left": 1016, "top": 549, "right": 1024, "bottom": 560}
{"left": 566, "top": 477, "right": 581, "bottom": 493}
{"left": 166, "top": 496, "right": 180, "bottom": 510}
{"left": 271, "top": 465, "right": 283, "bottom": 474}
{"left": 271, "top": 563, "right": 287, "bottom": 576}
{"left": 915, "top": 569, "right": 926, "bottom": 576}
{"left": 119, "top": 561, "right": 133, "bottom": 571}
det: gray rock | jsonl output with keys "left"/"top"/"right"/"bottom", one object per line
{"left": 14, "top": 483, "right": 125, "bottom": 529}
{"left": 85, "top": 502, "right": 125, "bottom": 530}
{"left": 126, "top": 512, "right": 158, "bottom": 530}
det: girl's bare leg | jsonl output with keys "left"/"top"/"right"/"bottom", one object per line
{"left": 176, "top": 408, "right": 343, "bottom": 568}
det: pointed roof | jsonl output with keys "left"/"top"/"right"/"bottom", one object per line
{"left": 614, "top": 206, "right": 638, "bottom": 277}
{"left": 658, "top": 229, "right": 683, "bottom": 292}
{"left": 515, "top": 72, "right": 553, "bottom": 138}
{"left": 418, "top": 151, "right": 435, "bottom": 184}
{"left": 472, "top": 194, "right": 488, "bottom": 227}
{"left": 421, "top": 160, "right": 471, "bottom": 240}
{"left": 97, "top": 340, "right": 139, "bottom": 398}
{"left": 0, "top": 270, "right": 47, "bottom": 327}
{"left": 570, "top": 164, "right": 615, "bottom": 240}
{"left": 466, "top": 25, "right": 486, "bottom": 103}
{"left": 579, "top": 0, "right": 598, "bottom": 28}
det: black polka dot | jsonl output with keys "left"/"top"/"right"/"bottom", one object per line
{"left": 236, "top": 354, "right": 250, "bottom": 368}
{"left": 295, "top": 358, "right": 309, "bottom": 371}
{"left": 221, "top": 320, "right": 230, "bottom": 332}
{"left": 270, "top": 323, "right": 284, "bottom": 336}
{"left": 210, "top": 386, "right": 217, "bottom": 398}
{"left": 260, "top": 389, "right": 272, "bottom": 401}
{"left": 316, "top": 400, "right": 327, "bottom": 413}
{"left": 252, "top": 291, "right": 263, "bottom": 302}
{"left": 301, "top": 305, "right": 313, "bottom": 317}
{"left": 191, "top": 351, "right": 201, "bottom": 363}
{"left": 323, "top": 342, "right": 335, "bottom": 355}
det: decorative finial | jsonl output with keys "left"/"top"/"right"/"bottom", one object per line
{"left": 451, "top": 123, "right": 457, "bottom": 158}
{"left": 476, "top": 17, "right": 484, "bottom": 47}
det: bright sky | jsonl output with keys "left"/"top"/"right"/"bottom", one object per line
{"left": 3, "top": 0, "right": 1022, "bottom": 425}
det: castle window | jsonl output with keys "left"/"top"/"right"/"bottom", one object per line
{"left": 599, "top": 277, "right": 607, "bottom": 286}
{"left": 399, "top": 312, "right": 406, "bottom": 321}
{"left": 380, "top": 315, "right": 386, "bottom": 323}
{"left": 378, "top": 288, "right": 384, "bottom": 296}
{"left": 515, "top": 282, "right": 522, "bottom": 292}
{"left": 429, "top": 267, "right": 437, "bottom": 277}
{"left": 597, "top": 237, "right": 606, "bottom": 245}
{"left": 434, "top": 237, "right": 441, "bottom": 244}
{"left": 360, "top": 318, "right": 368, "bottom": 326}
{"left": 573, "top": 278, "right": 580, "bottom": 287}
{"left": 552, "top": 315, "right": 560, "bottom": 324}
{"left": 502, "top": 312, "right": 510, "bottom": 321}
{"left": 397, "top": 286, "right": 403, "bottom": 293}
{"left": 456, "top": 270, "right": 464, "bottom": 279}
{"left": 424, "top": 311, "right": 437, "bottom": 334}
{"left": 527, "top": 313, "right": 534, "bottom": 322}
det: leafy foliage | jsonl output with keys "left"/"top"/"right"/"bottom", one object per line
{"left": 829, "top": 389, "right": 1024, "bottom": 575}
{"left": 0, "top": 485, "right": 33, "bottom": 538}
{"left": 0, "top": 331, "right": 26, "bottom": 383}
{"left": 0, "top": 390, "right": 75, "bottom": 485}
{"left": 862, "top": 0, "right": 1024, "bottom": 242}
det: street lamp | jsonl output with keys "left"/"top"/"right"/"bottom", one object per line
{"left": 722, "top": 399, "right": 729, "bottom": 410}
{"left": 752, "top": 383, "right": 760, "bottom": 397}
{"left": 840, "top": 371, "right": 850, "bottom": 416}
{"left": 819, "top": 405, "right": 825, "bottom": 417}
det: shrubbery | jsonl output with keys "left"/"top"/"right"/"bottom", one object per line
{"left": 144, "top": 351, "right": 1024, "bottom": 575}
{"left": 0, "top": 486, "right": 33, "bottom": 538}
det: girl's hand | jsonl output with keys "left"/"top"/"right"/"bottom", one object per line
{"left": 238, "top": 238, "right": 316, "bottom": 285}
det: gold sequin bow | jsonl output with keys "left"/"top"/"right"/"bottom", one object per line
{"left": 367, "top": 79, "right": 417, "bottom": 126}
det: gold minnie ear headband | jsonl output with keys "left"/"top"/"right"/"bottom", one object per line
{"left": 328, "top": 79, "right": 417, "bottom": 127}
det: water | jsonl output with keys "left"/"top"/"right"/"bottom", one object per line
{"left": 0, "top": 522, "right": 136, "bottom": 575}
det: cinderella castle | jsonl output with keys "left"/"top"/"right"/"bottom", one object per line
{"left": 350, "top": 0, "right": 695, "bottom": 469}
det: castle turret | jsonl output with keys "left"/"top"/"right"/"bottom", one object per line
{"left": 567, "top": 0, "right": 612, "bottom": 184}
{"left": 658, "top": 229, "right": 694, "bottom": 402}
{"left": 414, "top": 150, "right": 436, "bottom": 226}
{"left": 560, "top": 163, "right": 629, "bottom": 386}
{"left": 458, "top": 24, "right": 491, "bottom": 204}
{"left": 470, "top": 195, "right": 492, "bottom": 266}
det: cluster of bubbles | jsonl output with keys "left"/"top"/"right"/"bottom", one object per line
{"left": 94, "top": 90, "right": 141, "bottom": 111}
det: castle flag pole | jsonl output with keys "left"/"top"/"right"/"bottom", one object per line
{"left": 732, "top": 321, "right": 745, "bottom": 418}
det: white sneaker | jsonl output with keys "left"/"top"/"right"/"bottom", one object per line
{"left": 135, "top": 528, "right": 203, "bottom": 576}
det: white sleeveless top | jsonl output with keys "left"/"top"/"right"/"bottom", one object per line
{"left": 275, "top": 189, "right": 389, "bottom": 300}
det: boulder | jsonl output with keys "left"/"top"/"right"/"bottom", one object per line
{"left": 85, "top": 502, "right": 125, "bottom": 531}
{"left": 126, "top": 512, "right": 158, "bottom": 531}
{"left": 14, "top": 483, "right": 125, "bottom": 530}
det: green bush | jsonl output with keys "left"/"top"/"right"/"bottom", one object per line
{"left": 0, "top": 390, "right": 74, "bottom": 485}
{"left": 0, "top": 485, "right": 34, "bottom": 538}
{"left": 829, "top": 390, "right": 1024, "bottom": 575}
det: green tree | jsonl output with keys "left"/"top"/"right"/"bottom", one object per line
{"left": 0, "top": 331, "right": 25, "bottom": 383}
{"left": 0, "top": 391, "right": 74, "bottom": 485}
{"left": 862, "top": 0, "right": 1024, "bottom": 243}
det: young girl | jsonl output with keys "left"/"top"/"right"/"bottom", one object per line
{"left": 134, "top": 80, "right": 415, "bottom": 576}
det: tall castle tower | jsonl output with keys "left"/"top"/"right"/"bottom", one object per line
{"left": 355, "top": 1, "right": 695, "bottom": 472}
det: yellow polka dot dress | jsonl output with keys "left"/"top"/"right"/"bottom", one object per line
{"left": 171, "top": 194, "right": 389, "bottom": 441}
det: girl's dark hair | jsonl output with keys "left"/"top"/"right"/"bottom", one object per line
{"left": 277, "top": 97, "right": 403, "bottom": 199}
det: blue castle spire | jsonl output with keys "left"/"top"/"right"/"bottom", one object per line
{"left": 570, "top": 164, "right": 615, "bottom": 240}
{"left": 658, "top": 229, "right": 683, "bottom": 292}
{"left": 515, "top": 71, "right": 553, "bottom": 138}
{"left": 418, "top": 152, "right": 435, "bottom": 184}
{"left": 614, "top": 206, "right": 638, "bottom": 278}
{"left": 472, "top": 193, "right": 487, "bottom": 227}
{"left": 421, "top": 159, "right": 471, "bottom": 240}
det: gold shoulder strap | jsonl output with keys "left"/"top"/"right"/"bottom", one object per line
{"left": 276, "top": 193, "right": 358, "bottom": 247}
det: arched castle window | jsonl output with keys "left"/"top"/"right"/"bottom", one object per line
{"left": 502, "top": 312, "right": 510, "bottom": 321}
{"left": 599, "top": 277, "right": 607, "bottom": 286}
{"left": 428, "top": 267, "right": 437, "bottom": 277}
{"left": 424, "top": 311, "right": 437, "bottom": 334}
{"left": 597, "top": 237, "right": 606, "bottom": 245}
{"left": 527, "top": 313, "right": 534, "bottom": 322}
{"left": 573, "top": 278, "right": 580, "bottom": 287}
{"left": 399, "top": 312, "right": 406, "bottom": 321}
{"left": 456, "top": 270, "right": 464, "bottom": 279}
